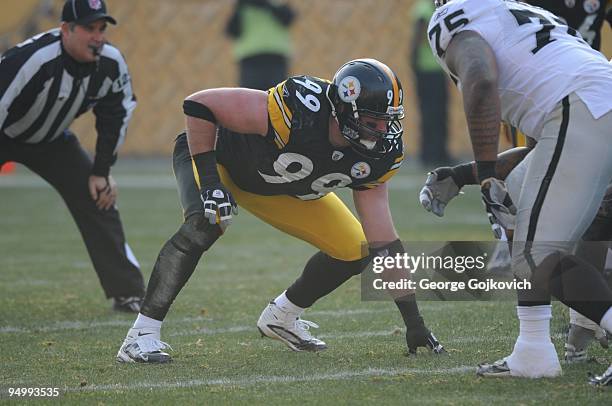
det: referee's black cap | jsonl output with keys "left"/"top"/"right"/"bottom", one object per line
{"left": 62, "top": 0, "right": 117, "bottom": 26}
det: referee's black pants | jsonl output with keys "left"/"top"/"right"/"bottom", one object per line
{"left": 0, "top": 131, "right": 145, "bottom": 298}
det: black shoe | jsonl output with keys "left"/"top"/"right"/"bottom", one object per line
{"left": 113, "top": 296, "right": 142, "bottom": 313}
{"left": 406, "top": 324, "right": 446, "bottom": 355}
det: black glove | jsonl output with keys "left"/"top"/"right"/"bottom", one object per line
{"left": 405, "top": 322, "right": 446, "bottom": 355}
{"left": 193, "top": 151, "right": 238, "bottom": 228}
{"left": 480, "top": 177, "right": 516, "bottom": 239}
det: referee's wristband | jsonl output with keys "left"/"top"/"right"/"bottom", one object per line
{"left": 476, "top": 161, "right": 497, "bottom": 183}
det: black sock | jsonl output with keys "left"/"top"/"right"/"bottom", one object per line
{"left": 550, "top": 255, "right": 612, "bottom": 324}
{"left": 285, "top": 252, "right": 369, "bottom": 308}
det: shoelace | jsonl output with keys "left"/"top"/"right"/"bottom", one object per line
{"left": 135, "top": 335, "right": 173, "bottom": 353}
{"left": 293, "top": 319, "right": 319, "bottom": 340}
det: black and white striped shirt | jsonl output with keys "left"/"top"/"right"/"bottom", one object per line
{"left": 0, "top": 28, "right": 136, "bottom": 176}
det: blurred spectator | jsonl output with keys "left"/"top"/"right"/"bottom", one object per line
{"left": 0, "top": 0, "right": 55, "bottom": 54}
{"left": 225, "top": 0, "right": 295, "bottom": 90}
{"left": 409, "top": 0, "right": 452, "bottom": 168}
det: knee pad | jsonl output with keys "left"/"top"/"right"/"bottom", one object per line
{"left": 332, "top": 254, "right": 372, "bottom": 277}
{"left": 172, "top": 214, "right": 221, "bottom": 254}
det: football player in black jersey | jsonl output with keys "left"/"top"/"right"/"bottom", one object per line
{"left": 527, "top": 0, "right": 611, "bottom": 51}
{"left": 117, "top": 59, "right": 445, "bottom": 363}
{"left": 502, "top": 0, "right": 611, "bottom": 149}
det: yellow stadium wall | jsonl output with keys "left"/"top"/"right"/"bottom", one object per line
{"left": 2, "top": 0, "right": 611, "bottom": 158}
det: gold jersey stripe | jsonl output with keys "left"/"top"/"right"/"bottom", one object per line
{"left": 374, "top": 168, "right": 400, "bottom": 185}
{"left": 267, "top": 82, "right": 292, "bottom": 147}
{"left": 514, "top": 129, "right": 527, "bottom": 147}
{"left": 272, "top": 130, "right": 285, "bottom": 149}
{"left": 394, "top": 154, "right": 404, "bottom": 163}
{"left": 276, "top": 82, "right": 293, "bottom": 122}
{"left": 502, "top": 123, "right": 527, "bottom": 147}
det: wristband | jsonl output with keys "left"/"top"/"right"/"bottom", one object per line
{"left": 192, "top": 151, "right": 219, "bottom": 187}
{"left": 476, "top": 161, "right": 497, "bottom": 183}
{"left": 452, "top": 162, "right": 476, "bottom": 188}
{"left": 369, "top": 239, "right": 404, "bottom": 258}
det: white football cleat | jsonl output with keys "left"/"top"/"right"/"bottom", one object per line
{"left": 477, "top": 359, "right": 512, "bottom": 377}
{"left": 589, "top": 363, "right": 612, "bottom": 387}
{"left": 116, "top": 327, "right": 172, "bottom": 363}
{"left": 257, "top": 301, "right": 327, "bottom": 352}
{"left": 509, "top": 339, "right": 561, "bottom": 378}
{"left": 478, "top": 339, "right": 562, "bottom": 378}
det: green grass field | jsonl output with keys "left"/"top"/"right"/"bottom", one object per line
{"left": 1, "top": 159, "right": 610, "bottom": 405}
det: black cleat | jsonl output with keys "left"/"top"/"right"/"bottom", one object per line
{"left": 113, "top": 296, "right": 143, "bottom": 313}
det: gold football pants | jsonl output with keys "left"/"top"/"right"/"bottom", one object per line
{"left": 173, "top": 133, "right": 367, "bottom": 261}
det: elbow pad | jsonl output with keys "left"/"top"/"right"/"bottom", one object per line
{"left": 183, "top": 100, "right": 217, "bottom": 124}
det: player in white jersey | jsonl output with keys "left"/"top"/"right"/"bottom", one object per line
{"left": 429, "top": 0, "right": 612, "bottom": 380}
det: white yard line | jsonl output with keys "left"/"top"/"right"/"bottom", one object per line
{"left": 0, "top": 316, "right": 211, "bottom": 334}
{"left": 1, "top": 318, "right": 516, "bottom": 348}
{"left": 0, "top": 308, "right": 393, "bottom": 334}
{"left": 67, "top": 366, "right": 474, "bottom": 393}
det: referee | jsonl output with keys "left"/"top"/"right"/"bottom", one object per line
{"left": 0, "top": 0, "right": 144, "bottom": 312}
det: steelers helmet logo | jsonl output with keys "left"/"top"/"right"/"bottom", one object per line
{"left": 583, "top": 0, "right": 600, "bottom": 13}
{"left": 351, "top": 162, "right": 371, "bottom": 179}
{"left": 338, "top": 76, "right": 361, "bottom": 103}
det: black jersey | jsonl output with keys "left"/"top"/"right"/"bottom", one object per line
{"left": 216, "top": 75, "right": 404, "bottom": 200}
{"left": 527, "top": 0, "right": 612, "bottom": 50}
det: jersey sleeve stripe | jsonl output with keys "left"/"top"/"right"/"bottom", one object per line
{"left": 272, "top": 129, "right": 286, "bottom": 149}
{"left": 267, "top": 82, "right": 291, "bottom": 146}
{"left": 274, "top": 88, "right": 292, "bottom": 126}
{"left": 375, "top": 168, "right": 400, "bottom": 184}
